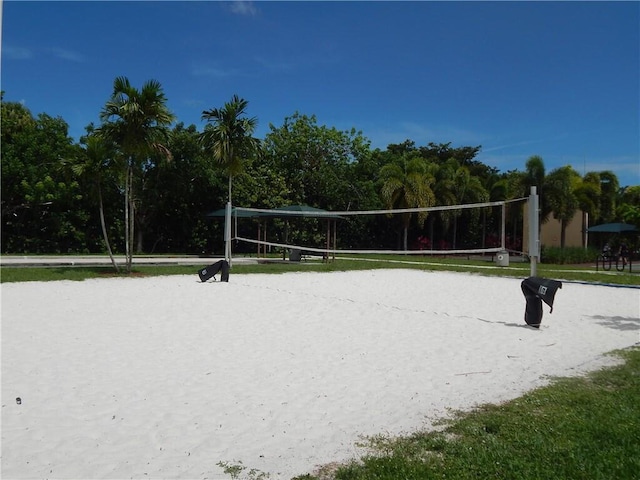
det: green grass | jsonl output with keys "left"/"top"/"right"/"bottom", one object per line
{"left": 1, "top": 254, "right": 638, "bottom": 286}
{"left": 299, "top": 348, "right": 640, "bottom": 480}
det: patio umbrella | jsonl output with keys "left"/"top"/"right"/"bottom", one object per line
{"left": 205, "top": 207, "right": 260, "bottom": 218}
{"left": 587, "top": 223, "right": 638, "bottom": 233}
{"left": 270, "top": 205, "right": 344, "bottom": 219}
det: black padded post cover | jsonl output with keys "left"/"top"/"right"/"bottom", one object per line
{"left": 521, "top": 283, "right": 543, "bottom": 327}
{"left": 198, "top": 260, "right": 230, "bottom": 283}
{"left": 220, "top": 260, "right": 229, "bottom": 282}
{"left": 520, "top": 277, "right": 562, "bottom": 328}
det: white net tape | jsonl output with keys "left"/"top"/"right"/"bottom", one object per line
{"left": 235, "top": 198, "right": 526, "bottom": 218}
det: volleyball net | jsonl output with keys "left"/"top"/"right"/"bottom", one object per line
{"left": 227, "top": 197, "right": 528, "bottom": 259}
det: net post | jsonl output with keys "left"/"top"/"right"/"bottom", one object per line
{"left": 528, "top": 186, "right": 540, "bottom": 276}
{"left": 224, "top": 201, "right": 232, "bottom": 266}
{"left": 501, "top": 202, "right": 506, "bottom": 250}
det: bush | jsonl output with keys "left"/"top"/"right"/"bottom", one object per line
{"left": 541, "top": 246, "right": 600, "bottom": 264}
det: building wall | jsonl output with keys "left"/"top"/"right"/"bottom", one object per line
{"left": 523, "top": 208, "right": 584, "bottom": 251}
{"left": 540, "top": 213, "right": 584, "bottom": 248}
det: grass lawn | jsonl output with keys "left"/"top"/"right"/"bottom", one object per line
{"left": 303, "top": 347, "right": 640, "bottom": 480}
{"left": 1, "top": 254, "right": 639, "bottom": 286}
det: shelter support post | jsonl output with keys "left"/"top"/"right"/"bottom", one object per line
{"left": 333, "top": 219, "right": 337, "bottom": 261}
{"left": 263, "top": 221, "right": 268, "bottom": 257}
{"left": 325, "top": 220, "right": 330, "bottom": 263}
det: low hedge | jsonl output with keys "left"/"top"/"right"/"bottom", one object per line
{"left": 541, "top": 246, "right": 600, "bottom": 264}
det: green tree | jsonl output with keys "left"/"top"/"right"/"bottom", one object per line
{"left": 514, "top": 155, "right": 554, "bottom": 254}
{"left": 520, "top": 155, "right": 553, "bottom": 219}
{"left": 97, "top": 76, "right": 175, "bottom": 272}
{"left": 546, "top": 165, "right": 581, "bottom": 248}
{"left": 617, "top": 185, "right": 640, "bottom": 229}
{"left": 597, "top": 171, "right": 620, "bottom": 224}
{"left": 430, "top": 159, "right": 457, "bottom": 235}
{"left": 380, "top": 156, "right": 435, "bottom": 251}
{"left": 418, "top": 142, "right": 482, "bottom": 165}
{"left": 143, "top": 123, "right": 232, "bottom": 255}
{"left": 522, "top": 155, "right": 546, "bottom": 190}
{"left": 1, "top": 97, "right": 89, "bottom": 253}
{"left": 199, "top": 95, "right": 260, "bottom": 261}
{"left": 449, "top": 162, "right": 489, "bottom": 248}
{"left": 72, "top": 131, "right": 120, "bottom": 271}
{"left": 574, "top": 171, "right": 601, "bottom": 247}
{"left": 199, "top": 95, "right": 261, "bottom": 203}
{"left": 262, "top": 113, "right": 372, "bottom": 249}
{"left": 263, "top": 112, "right": 370, "bottom": 208}
{"left": 1, "top": 99, "right": 38, "bottom": 224}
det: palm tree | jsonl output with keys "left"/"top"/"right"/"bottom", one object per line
{"left": 450, "top": 164, "right": 488, "bottom": 249}
{"left": 598, "top": 170, "right": 620, "bottom": 223}
{"left": 199, "top": 94, "right": 261, "bottom": 262}
{"left": 546, "top": 165, "right": 580, "bottom": 248}
{"left": 428, "top": 160, "right": 457, "bottom": 244}
{"left": 523, "top": 155, "right": 546, "bottom": 190}
{"left": 97, "top": 76, "right": 175, "bottom": 273}
{"left": 484, "top": 176, "right": 509, "bottom": 248}
{"left": 73, "top": 133, "right": 120, "bottom": 272}
{"left": 380, "top": 156, "right": 435, "bottom": 251}
{"left": 574, "top": 171, "right": 601, "bottom": 247}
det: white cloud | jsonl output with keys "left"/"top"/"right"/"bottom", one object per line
{"left": 483, "top": 133, "right": 571, "bottom": 154}
{"left": 49, "top": 47, "right": 85, "bottom": 62}
{"left": 191, "top": 63, "right": 242, "bottom": 78}
{"left": 1, "top": 45, "right": 84, "bottom": 62}
{"left": 228, "top": 1, "right": 258, "bottom": 16}
{"left": 3, "top": 45, "right": 33, "bottom": 60}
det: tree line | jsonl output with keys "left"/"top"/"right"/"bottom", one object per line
{"left": 2, "top": 79, "right": 638, "bottom": 271}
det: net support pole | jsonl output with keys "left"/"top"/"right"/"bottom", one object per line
{"left": 224, "top": 201, "right": 232, "bottom": 266}
{"left": 501, "top": 203, "right": 506, "bottom": 250}
{"left": 528, "top": 186, "right": 540, "bottom": 276}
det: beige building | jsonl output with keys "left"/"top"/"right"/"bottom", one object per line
{"left": 523, "top": 209, "right": 585, "bottom": 251}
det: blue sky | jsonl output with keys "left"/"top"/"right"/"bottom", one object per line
{"left": 2, "top": 1, "right": 639, "bottom": 186}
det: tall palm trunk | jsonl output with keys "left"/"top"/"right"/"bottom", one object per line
{"left": 129, "top": 166, "right": 135, "bottom": 272}
{"left": 402, "top": 213, "right": 410, "bottom": 251}
{"left": 124, "top": 161, "right": 134, "bottom": 273}
{"left": 452, "top": 214, "right": 459, "bottom": 249}
{"left": 97, "top": 181, "right": 119, "bottom": 273}
{"left": 124, "top": 165, "right": 130, "bottom": 272}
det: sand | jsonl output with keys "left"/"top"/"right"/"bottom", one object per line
{"left": 2, "top": 269, "right": 639, "bottom": 479}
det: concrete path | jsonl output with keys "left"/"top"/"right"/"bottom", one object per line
{"left": 0, "top": 255, "right": 259, "bottom": 267}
